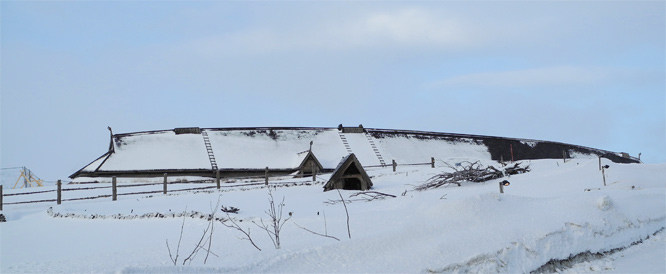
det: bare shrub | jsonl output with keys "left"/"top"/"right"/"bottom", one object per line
{"left": 166, "top": 197, "right": 221, "bottom": 265}
{"left": 253, "top": 186, "right": 292, "bottom": 249}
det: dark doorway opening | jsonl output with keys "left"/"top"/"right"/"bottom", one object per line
{"left": 343, "top": 177, "right": 362, "bottom": 190}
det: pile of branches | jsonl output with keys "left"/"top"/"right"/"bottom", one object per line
{"left": 414, "top": 161, "right": 530, "bottom": 191}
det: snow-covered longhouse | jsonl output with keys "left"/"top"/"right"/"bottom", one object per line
{"left": 69, "top": 125, "right": 640, "bottom": 183}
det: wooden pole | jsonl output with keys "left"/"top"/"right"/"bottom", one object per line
{"left": 598, "top": 156, "right": 602, "bottom": 170}
{"left": 265, "top": 167, "right": 269, "bottom": 185}
{"left": 499, "top": 182, "right": 504, "bottom": 194}
{"left": 602, "top": 167, "right": 607, "bottom": 186}
{"left": 431, "top": 157, "right": 435, "bottom": 168}
{"left": 510, "top": 144, "right": 514, "bottom": 162}
{"left": 163, "top": 173, "right": 167, "bottom": 194}
{"left": 312, "top": 162, "right": 316, "bottom": 182}
{"left": 563, "top": 150, "right": 566, "bottom": 163}
{"left": 392, "top": 160, "right": 397, "bottom": 172}
{"left": 216, "top": 170, "right": 221, "bottom": 189}
{"left": 0, "top": 184, "right": 3, "bottom": 211}
{"left": 57, "top": 180, "right": 62, "bottom": 205}
{"left": 112, "top": 177, "right": 117, "bottom": 201}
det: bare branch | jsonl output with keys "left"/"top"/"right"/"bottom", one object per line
{"left": 222, "top": 214, "right": 262, "bottom": 251}
{"left": 182, "top": 196, "right": 221, "bottom": 265}
{"left": 166, "top": 239, "right": 176, "bottom": 266}
{"left": 294, "top": 222, "right": 340, "bottom": 241}
{"left": 325, "top": 191, "right": 396, "bottom": 205}
{"left": 166, "top": 208, "right": 187, "bottom": 266}
{"left": 182, "top": 223, "right": 211, "bottom": 265}
{"left": 337, "top": 190, "right": 351, "bottom": 239}
{"left": 349, "top": 191, "right": 396, "bottom": 201}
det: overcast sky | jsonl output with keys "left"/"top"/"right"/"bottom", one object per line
{"left": 1, "top": 1, "right": 664, "bottom": 182}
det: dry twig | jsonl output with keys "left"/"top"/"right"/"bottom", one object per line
{"left": 338, "top": 190, "right": 351, "bottom": 239}
{"left": 294, "top": 222, "right": 340, "bottom": 241}
{"left": 221, "top": 213, "right": 262, "bottom": 251}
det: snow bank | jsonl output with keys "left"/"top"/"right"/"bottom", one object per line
{"left": 2, "top": 159, "right": 663, "bottom": 273}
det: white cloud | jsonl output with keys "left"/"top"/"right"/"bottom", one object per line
{"left": 337, "top": 8, "right": 471, "bottom": 48}
{"left": 427, "top": 66, "right": 615, "bottom": 89}
{"left": 178, "top": 7, "right": 476, "bottom": 56}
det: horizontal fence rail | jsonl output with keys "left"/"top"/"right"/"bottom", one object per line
{"left": 1, "top": 176, "right": 323, "bottom": 207}
{"left": 1, "top": 158, "right": 436, "bottom": 209}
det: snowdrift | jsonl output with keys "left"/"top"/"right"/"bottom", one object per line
{"left": 2, "top": 158, "right": 664, "bottom": 273}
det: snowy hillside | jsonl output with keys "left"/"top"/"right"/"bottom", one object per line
{"left": 1, "top": 158, "right": 664, "bottom": 273}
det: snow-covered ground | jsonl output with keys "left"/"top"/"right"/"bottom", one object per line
{"left": 1, "top": 158, "right": 664, "bottom": 273}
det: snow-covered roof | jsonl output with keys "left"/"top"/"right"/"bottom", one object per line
{"left": 71, "top": 126, "right": 638, "bottom": 179}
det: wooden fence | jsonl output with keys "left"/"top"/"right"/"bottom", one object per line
{"left": 0, "top": 173, "right": 311, "bottom": 208}
{"left": 364, "top": 157, "right": 436, "bottom": 172}
{"left": 1, "top": 157, "right": 438, "bottom": 209}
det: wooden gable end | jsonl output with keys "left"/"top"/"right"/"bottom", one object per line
{"left": 297, "top": 151, "right": 323, "bottom": 177}
{"left": 323, "top": 153, "right": 373, "bottom": 191}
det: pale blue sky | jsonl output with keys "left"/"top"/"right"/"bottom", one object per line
{"left": 1, "top": 1, "right": 664, "bottom": 181}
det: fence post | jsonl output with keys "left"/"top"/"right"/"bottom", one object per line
{"left": 598, "top": 156, "right": 602, "bottom": 170}
{"left": 112, "top": 177, "right": 117, "bottom": 201}
{"left": 163, "top": 173, "right": 168, "bottom": 194}
{"left": 312, "top": 162, "right": 316, "bottom": 182}
{"left": 265, "top": 167, "right": 269, "bottom": 185}
{"left": 563, "top": 150, "right": 567, "bottom": 163}
{"left": 431, "top": 157, "right": 435, "bottom": 168}
{"left": 57, "top": 180, "right": 62, "bottom": 205}
{"left": 392, "top": 160, "right": 397, "bottom": 172}
{"left": 499, "top": 182, "right": 504, "bottom": 194}
{"left": 0, "top": 184, "right": 3, "bottom": 211}
{"left": 216, "top": 170, "right": 220, "bottom": 189}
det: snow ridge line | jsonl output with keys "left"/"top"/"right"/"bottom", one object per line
{"left": 532, "top": 227, "right": 665, "bottom": 273}
{"left": 43, "top": 181, "right": 328, "bottom": 221}
{"left": 46, "top": 207, "right": 229, "bottom": 222}
{"left": 426, "top": 216, "right": 666, "bottom": 273}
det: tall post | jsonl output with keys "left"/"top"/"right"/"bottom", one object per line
{"left": 57, "top": 180, "right": 62, "bottom": 205}
{"left": 510, "top": 144, "right": 514, "bottom": 162}
{"left": 163, "top": 173, "right": 167, "bottom": 194}
{"left": 598, "top": 156, "right": 602, "bottom": 170}
{"left": 23, "top": 167, "right": 28, "bottom": 188}
{"left": 0, "top": 184, "right": 3, "bottom": 211}
{"left": 602, "top": 167, "right": 607, "bottom": 186}
{"left": 312, "top": 162, "right": 316, "bottom": 182}
{"left": 500, "top": 155, "right": 504, "bottom": 165}
{"left": 431, "top": 157, "right": 435, "bottom": 168}
{"left": 265, "top": 167, "right": 269, "bottom": 185}
{"left": 499, "top": 182, "right": 504, "bottom": 194}
{"left": 216, "top": 170, "right": 221, "bottom": 189}
{"left": 392, "top": 160, "right": 397, "bottom": 172}
{"left": 112, "top": 177, "right": 117, "bottom": 201}
{"left": 563, "top": 150, "right": 566, "bottom": 163}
